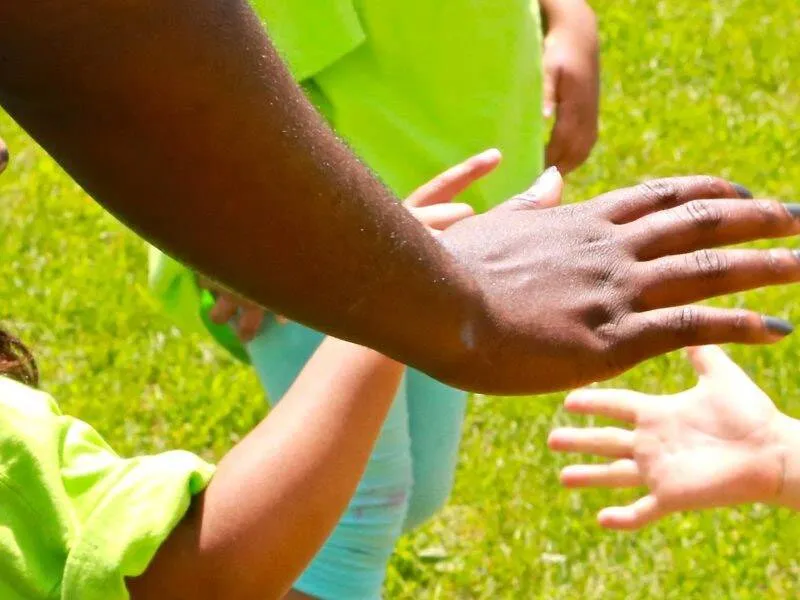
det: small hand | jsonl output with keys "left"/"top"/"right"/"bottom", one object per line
{"left": 201, "top": 277, "right": 266, "bottom": 343}
{"left": 548, "top": 345, "right": 785, "bottom": 529}
{"left": 542, "top": 0, "right": 600, "bottom": 174}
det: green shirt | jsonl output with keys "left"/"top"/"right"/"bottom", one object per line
{"left": 149, "top": 0, "right": 545, "bottom": 360}
{"left": 0, "top": 377, "right": 214, "bottom": 600}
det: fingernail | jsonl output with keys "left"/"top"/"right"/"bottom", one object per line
{"left": 535, "top": 166, "right": 560, "bottom": 187}
{"left": 786, "top": 204, "right": 800, "bottom": 218}
{"left": 732, "top": 183, "right": 753, "bottom": 199}
{"left": 793, "top": 249, "right": 800, "bottom": 262}
{"left": 763, "top": 316, "right": 794, "bottom": 336}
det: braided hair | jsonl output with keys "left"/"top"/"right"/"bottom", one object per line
{"left": 0, "top": 330, "right": 38, "bottom": 387}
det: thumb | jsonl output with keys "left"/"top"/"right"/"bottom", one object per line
{"left": 686, "top": 345, "right": 750, "bottom": 382}
{"left": 495, "top": 166, "right": 563, "bottom": 212}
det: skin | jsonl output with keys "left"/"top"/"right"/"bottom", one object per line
{"left": 548, "top": 345, "right": 800, "bottom": 529}
{"left": 128, "top": 154, "right": 516, "bottom": 600}
{"left": 1, "top": 3, "right": 800, "bottom": 395}
{"left": 541, "top": 0, "right": 600, "bottom": 174}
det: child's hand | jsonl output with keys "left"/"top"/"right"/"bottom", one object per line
{"left": 548, "top": 345, "right": 786, "bottom": 530}
{"left": 403, "top": 150, "right": 562, "bottom": 232}
{"left": 541, "top": 0, "right": 599, "bottom": 175}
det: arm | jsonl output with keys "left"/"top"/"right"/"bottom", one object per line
{"left": 129, "top": 338, "right": 404, "bottom": 599}
{"left": 0, "top": 0, "right": 478, "bottom": 378}
{"left": 539, "top": 0, "right": 600, "bottom": 173}
{"left": 548, "top": 345, "right": 800, "bottom": 529}
{"left": 127, "top": 154, "right": 499, "bottom": 599}
{"left": 2, "top": 4, "right": 800, "bottom": 395}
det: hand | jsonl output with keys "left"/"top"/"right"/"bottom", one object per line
{"left": 548, "top": 345, "right": 786, "bottom": 529}
{"left": 541, "top": 0, "right": 600, "bottom": 174}
{"left": 202, "top": 278, "right": 266, "bottom": 343}
{"left": 438, "top": 177, "right": 800, "bottom": 394}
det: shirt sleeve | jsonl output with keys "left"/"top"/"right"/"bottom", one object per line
{"left": 58, "top": 415, "right": 215, "bottom": 600}
{"left": 248, "top": 0, "right": 366, "bottom": 81}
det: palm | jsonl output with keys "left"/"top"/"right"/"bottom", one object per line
{"left": 636, "top": 381, "right": 779, "bottom": 511}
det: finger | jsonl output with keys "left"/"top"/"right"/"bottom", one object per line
{"left": 564, "top": 388, "right": 644, "bottom": 423}
{"left": 209, "top": 295, "right": 239, "bottom": 325}
{"left": 597, "top": 494, "right": 663, "bottom": 530}
{"left": 560, "top": 460, "right": 642, "bottom": 489}
{"left": 543, "top": 60, "right": 558, "bottom": 120}
{"left": 0, "top": 137, "right": 8, "bottom": 175}
{"left": 636, "top": 248, "right": 800, "bottom": 309}
{"left": 546, "top": 108, "right": 595, "bottom": 175}
{"left": 629, "top": 199, "right": 800, "bottom": 260}
{"left": 686, "top": 345, "right": 753, "bottom": 383}
{"left": 275, "top": 314, "right": 290, "bottom": 325}
{"left": 598, "top": 176, "right": 752, "bottom": 224}
{"left": 404, "top": 149, "right": 502, "bottom": 208}
{"left": 408, "top": 203, "right": 475, "bottom": 230}
{"left": 547, "top": 427, "right": 635, "bottom": 458}
{"left": 236, "top": 308, "right": 265, "bottom": 343}
{"left": 495, "top": 166, "right": 564, "bottom": 212}
{"left": 617, "top": 307, "right": 792, "bottom": 368}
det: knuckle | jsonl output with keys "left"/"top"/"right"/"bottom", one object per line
{"left": 639, "top": 179, "right": 680, "bottom": 210}
{"left": 691, "top": 249, "right": 728, "bottom": 279}
{"left": 683, "top": 199, "right": 722, "bottom": 228}
{"left": 669, "top": 306, "right": 700, "bottom": 338}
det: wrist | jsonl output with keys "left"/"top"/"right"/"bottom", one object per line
{"left": 773, "top": 414, "right": 800, "bottom": 510}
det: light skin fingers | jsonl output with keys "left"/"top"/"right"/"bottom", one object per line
{"left": 559, "top": 459, "right": 642, "bottom": 489}
{"left": 408, "top": 203, "right": 475, "bottom": 231}
{"left": 403, "top": 148, "right": 502, "bottom": 208}
{"left": 546, "top": 426, "right": 635, "bottom": 458}
{"left": 597, "top": 494, "right": 663, "bottom": 530}
{"left": 564, "top": 388, "right": 644, "bottom": 423}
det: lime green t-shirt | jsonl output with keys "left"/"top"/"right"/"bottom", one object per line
{"left": 149, "top": 0, "right": 545, "bottom": 360}
{"left": 0, "top": 377, "right": 215, "bottom": 600}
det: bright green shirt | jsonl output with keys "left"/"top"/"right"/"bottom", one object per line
{"left": 0, "top": 377, "right": 214, "bottom": 600}
{"left": 149, "top": 0, "right": 545, "bottom": 360}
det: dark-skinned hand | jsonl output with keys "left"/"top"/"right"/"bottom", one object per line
{"left": 439, "top": 176, "right": 800, "bottom": 394}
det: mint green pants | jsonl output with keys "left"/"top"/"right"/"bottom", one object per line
{"left": 246, "top": 316, "right": 467, "bottom": 599}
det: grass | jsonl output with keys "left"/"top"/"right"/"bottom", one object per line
{"left": 3, "top": 0, "right": 800, "bottom": 597}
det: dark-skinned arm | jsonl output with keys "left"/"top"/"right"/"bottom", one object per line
{"left": 2, "top": 2, "right": 800, "bottom": 395}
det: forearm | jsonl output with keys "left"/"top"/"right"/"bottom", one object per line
{"left": 131, "top": 338, "right": 404, "bottom": 599}
{"left": 0, "top": 0, "right": 478, "bottom": 379}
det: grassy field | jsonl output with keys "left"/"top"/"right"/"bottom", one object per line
{"left": 3, "top": 0, "right": 800, "bottom": 597}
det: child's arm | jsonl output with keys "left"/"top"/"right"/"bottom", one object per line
{"left": 548, "top": 345, "right": 799, "bottom": 530}
{"left": 539, "top": 0, "right": 599, "bottom": 174}
{"left": 129, "top": 151, "right": 560, "bottom": 600}
{"left": 130, "top": 338, "right": 405, "bottom": 600}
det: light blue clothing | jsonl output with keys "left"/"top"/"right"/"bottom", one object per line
{"left": 247, "top": 317, "right": 467, "bottom": 599}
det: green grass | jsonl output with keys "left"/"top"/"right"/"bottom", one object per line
{"left": 3, "top": 0, "right": 800, "bottom": 597}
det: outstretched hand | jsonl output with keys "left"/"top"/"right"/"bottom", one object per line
{"left": 548, "top": 345, "right": 786, "bottom": 529}
{"left": 439, "top": 177, "right": 800, "bottom": 394}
